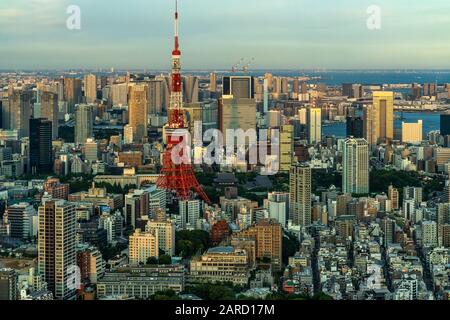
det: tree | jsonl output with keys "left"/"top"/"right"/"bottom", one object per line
{"left": 175, "top": 230, "right": 211, "bottom": 259}
{"left": 146, "top": 257, "right": 158, "bottom": 265}
{"left": 158, "top": 254, "right": 172, "bottom": 265}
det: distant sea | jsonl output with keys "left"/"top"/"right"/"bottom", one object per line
{"left": 212, "top": 70, "right": 450, "bottom": 86}
{"left": 322, "top": 112, "right": 441, "bottom": 138}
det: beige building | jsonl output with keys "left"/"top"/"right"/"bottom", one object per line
{"left": 129, "top": 229, "right": 158, "bottom": 265}
{"left": 290, "top": 164, "right": 312, "bottom": 227}
{"left": 402, "top": 120, "right": 423, "bottom": 144}
{"left": 232, "top": 219, "right": 283, "bottom": 270}
{"left": 373, "top": 91, "right": 394, "bottom": 143}
{"left": 40, "top": 91, "right": 59, "bottom": 140}
{"left": 38, "top": 200, "right": 76, "bottom": 300}
{"left": 75, "top": 104, "right": 94, "bottom": 145}
{"left": 343, "top": 138, "right": 369, "bottom": 195}
{"left": 363, "top": 104, "right": 378, "bottom": 146}
{"left": 189, "top": 246, "right": 250, "bottom": 286}
{"left": 279, "top": 124, "right": 294, "bottom": 172}
{"left": 146, "top": 218, "right": 176, "bottom": 256}
{"left": 307, "top": 107, "right": 321, "bottom": 145}
{"left": 128, "top": 84, "right": 148, "bottom": 143}
{"left": 84, "top": 74, "right": 97, "bottom": 104}
{"left": 435, "top": 148, "right": 450, "bottom": 167}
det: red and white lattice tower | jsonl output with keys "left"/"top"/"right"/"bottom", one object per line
{"left": 156, "top": 0, "right": 210, "bottom": 203}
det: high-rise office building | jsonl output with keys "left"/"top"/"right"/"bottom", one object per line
{"left": 147, "top": 79, "right": 165, "bottom": 115}
{"left": 363, "top": 105, "right": 378, "bottom": 146}
{"left": 75, "top": 104, "right": 94, "bottom": 145}
{"left": 402, "top": 120, "right": 423, "bottom": 144}
{"left": 84, "top": 74, "right": 97, "bottom": 104}
{"left": 381, "top": 218, "right": 396, "bottom": 247}
{"left": 411, "top": 83, "right": 422, "bottom": 100}
{"left": 279, "top": 124, "right": 294, "bottom": 172}
{"left": 373, "top": 91, "right": 394, "bottom": 143}
{"left": 4, "top": 203, "right": 35, "bottom": 240}
{"left": 423, "top": 83, "right": 437, "bottom": 97}
{"left": 403, "top": 187, "right": 423, "bottom": 203}
{"left": 209, "top": 73, "right": 217, "bottom": 92}
{"left": 40, "top": 91, "right": 59, "bottom": 140}
{"left": 178, "top": 200, "right": 201, "bottom": 229}
{"left": 10, "top": 90, "right": 31, "bottom": 138}
{"left": 343, "top": 138, "right": 369, "bottom": 195}
{"left": 388, "top": 185, "right": 399, "bottom": 210}
{"left": 29, "top": 118, "right": 53, "bottom": 174}
{"left": 265, "top": 192, "right": 289, "bottom": 227}
{"left": 84, "top": 138, "right": 98, "bottom": 162}
{"left": 38, "top": 200, "right": 76, "bottom": 300}
{"left": 0, "top": 269, "right": 18, "bottom": 300}
{"left": 441, "top": 113, "right": 450, "bottom": 136}
{"left": 307, "top": 107, "right": 321, "bottom": 145}
{"left": 64, "top": 78, "right": 82, "bottom": 113}
{"left": 222, "top": 76, "right": 255, "bottom": 99}
{"left": 346, "top": 116, "right": 364, "bottom": 138}
{"left": 342, "top": 83, "right": 363, "bottom": 99}
{"left": 183, "top": 76, "right": 199, "bottom": 104}
{"left": 289, "top": 163, "right": 311, "bottom": 227}
{"left": 128, "top": 84, "right": 148, "bottom": 143}
{"left": 220, "top": 76, "right": 256, "bottom": 145}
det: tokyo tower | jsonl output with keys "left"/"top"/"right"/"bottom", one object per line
{"left": 156, "top": 0, "right": 210, "bottom": 203}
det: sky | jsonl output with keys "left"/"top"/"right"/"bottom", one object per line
{"left": 0, "top": 0, "right": 450, "bottom": 70}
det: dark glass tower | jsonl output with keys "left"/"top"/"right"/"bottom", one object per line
{"left": 29, "top": 118, "right": 52, "bottom": 174}
{"left": 440, "top": 114, "right": 450, "bottom": 136}
{"left": 346, "top": 116, "right": 364, "bottom": 138}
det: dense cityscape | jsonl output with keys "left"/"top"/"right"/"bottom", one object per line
{"left": 1, "top": 2, "right": 450, "bottom": 303}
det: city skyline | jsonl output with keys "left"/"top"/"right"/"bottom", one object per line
{"left": 1, "top": 0, "right": 450, "bottom": 70}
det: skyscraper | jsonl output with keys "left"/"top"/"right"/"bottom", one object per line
{"left": 346, "top": 116, "right": 364, "bottom": 138}
{"left": 64, "top": 78, "right": 82, "bottom": 113}
{"left": 29, "top": 118, "right": 53, "bottom": 174}
{"left": 147, "top": 79, "right": 165, "bottom": 115}
{"left": 10, "top": 90, "right": 31, "bottom": 138}
{"left": 441, "top": 113, "right": 450, "bottom": 136}
{"left": 5, "top": 203, "right": 35, "bottom": 240}
{"left": 84, "top": 74, "right": 97, "bottom": 104}
{"left": 363, "top": 105, "right": 378, "bottom": 146}
{"left": 183, "top": 76, "right": 199, "bottom": 104}
{"left": 307, "top": 107, "right": 321, "bottom": 145}
{"left": 373, "top": 91, "right": 394, "bottom": 143}
{"left": 388, "top": 185, "right": 399, "bottom": 210}
{"left": 280, "top": 124, "right": 294, "bottom": 172}
{"left": 128, "top": 84, "right": 148, "bottom": 143}
{"left": 38, "top": 200, "right": 77, "bottom": 300}
{"left": 75, "top": 104, "right": 94, "bottom": 145}
{"left": 343, "top": 138, "right": 369, "bottom": 195}
{"left": 289, "top": 163, "right": 311, "bottom": 227}
{"left": 209, "top": 73, "right": 217, "bottom": 92}
{"left": 220, "top": 76, "right": 257, "bottom": 145}
{"left": 0, "top": 269, "right": 18, "bottom": 300}
{"left": 40, "top": 91, "right": 59, "bottom": 140}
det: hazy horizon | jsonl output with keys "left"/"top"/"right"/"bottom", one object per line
{"left": 1, "top": 0, "right": 450, "bottom": 70}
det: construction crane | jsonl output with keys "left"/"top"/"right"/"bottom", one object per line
{"left": 242, "top": 57, "right": 255, "bottom": 73}
{"left": 232, "top": 58, "right": 245, "bottom": 73}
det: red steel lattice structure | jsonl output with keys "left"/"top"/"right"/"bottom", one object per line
{"left": 157, "top": 0, "right": 210, "bottom": 203}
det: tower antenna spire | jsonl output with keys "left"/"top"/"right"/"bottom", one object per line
{"left": 174, "top": 0, "right": 179, "bottom": 52}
